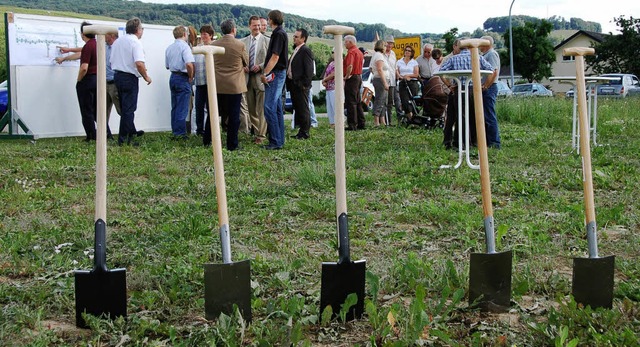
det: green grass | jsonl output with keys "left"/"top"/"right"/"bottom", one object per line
{"left": 1, "top": 97, "right": 639, "bottom": 345}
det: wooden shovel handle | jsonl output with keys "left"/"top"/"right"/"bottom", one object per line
{"left": 567, "top": 49, "right": 597, "bottom": 244}
{"left": 323, "top": 25, "right": 355, "bottom": 36}
{"left": 563, "top": 47, "right": 595, "bottom": 57}
{"left": 323, "top": 26, "right": 355, "bottom": 257}
{"left": 459, "top": 38, "right": 490, "bottom": 50}
{"left": 192, "top": 48, "right": 228, "bottom": 227}
{"left": 94, "top": 32, "right": 111, "bottom": 222}
{"left": 462, "top": 41, "right": 493, "bottom": 221}
{"left": 322, "top": 27, "right": 350, "bottom": 221}
{"left": 83, "top": 25, "right": 118, "bottom": 36}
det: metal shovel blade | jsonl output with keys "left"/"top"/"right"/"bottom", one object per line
{"left": 74, "top": 220, "right": 126, "bottom": 328}
{"left": 320, "top": 259, "right": 366, "bottom": 321}
{"left": 469, "top": 250, "right": 512, "bottom": 311}
{"left": 204, "top": 259, "right": 251, "bottom": 322}
{"left": 572, "top": 255, "right": 615, "bottom": 309}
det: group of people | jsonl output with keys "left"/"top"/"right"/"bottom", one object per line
{"left": 157, "top": 10, "right": 316, "bottom": 151}
{"left": 57, "top": 18, "right": 152, "bottom": 146}
{"left": 61, "top": 13, "right": 501, "bottom": 152}
{"left": 364, "top": 35, "right": 501, "bottom": 149}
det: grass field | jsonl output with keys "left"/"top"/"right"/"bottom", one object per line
{"left": 1, "top": 97, "right": 639, "bottom": 346}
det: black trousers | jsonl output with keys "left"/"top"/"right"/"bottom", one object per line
{"left": 345, "top": 75, "right": 365, "bottom": 129}
{"left": 204, "top": 93, "right": 241, "bottom": 150}
{"left": 289, "top": 81, "right": 311, "bottom": 135}
{"left": 443, "top": 89, "right": 476, "bottom": 147}
{"left": 76, "top": 74, "right": 97, "bottom": 140}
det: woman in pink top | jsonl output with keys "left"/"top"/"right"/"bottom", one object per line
{"left": 322, "top": 51, "right": 336, "bottom": 127}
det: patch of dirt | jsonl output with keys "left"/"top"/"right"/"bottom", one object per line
{"left": 32, "top": 320, "right": 91, "bottom": 340}
{"left": 601, "top": 225, "right": 628, "bottom": 241}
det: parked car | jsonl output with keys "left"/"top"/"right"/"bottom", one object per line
{"left": 496, "top": 80, "right": 512, "bottom": 97}
{"left": 564, "top": 87, "right": 590, "bottom": 99}
{"left": 511, "top": 83, "right": 553, "bottom": 97}
{"left": 596, "top": 73, "right": 640, "bottom": 98}
{"left": 0, "top": 80, "right": 8, "bottom": 116}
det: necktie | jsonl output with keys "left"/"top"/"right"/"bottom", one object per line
{"left": 249, "top": 37, "right": 256, "bottom": 68}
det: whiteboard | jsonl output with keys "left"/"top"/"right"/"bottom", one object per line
{"left": 7, "top": 13, "right": 176, "bottom": 138}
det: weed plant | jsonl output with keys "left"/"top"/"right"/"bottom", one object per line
{"left": 1, "top": 97, "right": 639, "bottom": 345}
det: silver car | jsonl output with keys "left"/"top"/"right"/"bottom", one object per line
{"left": 596, "top": 73, "right": 640, "bottom": 98}
{"left": 511, "top": 83, "right": 553, "bottom": 97}
{"left": 496, "top": 81, "right": 512, "bottom": 97}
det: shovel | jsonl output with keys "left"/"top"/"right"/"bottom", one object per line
{"left": 462, "top": 39, "right": 512, "bottom": 312}
{"left": 563, "top": 47, "right": 615, "bottom": 309}
{"left": 193, "top": 45, "right": 252, "bottom": 322}
{"left": 319, "top": 25, "right": 366, "bottom": 321}
{"left": 74, "top": 25, "right": 126, "bottom": 328}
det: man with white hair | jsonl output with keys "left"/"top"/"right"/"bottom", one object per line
{"left": 343, "top": 35, "right": 365, "bottom": 130}
{"left": 111, "top": 17, "right": 152, "bottom": 146}
{"left": 480, "top": 35, "right": 501, "bottom": 149}
{"left": 416, "top": 43, "right": 438, "bottom": 85}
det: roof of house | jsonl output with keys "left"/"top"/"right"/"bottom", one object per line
{"left": 554, "top": 30, "right": 607, "bottom": 50}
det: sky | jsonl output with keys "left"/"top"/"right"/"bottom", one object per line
{"left": 139, "top": 0, "right": 637, "bottom": 34}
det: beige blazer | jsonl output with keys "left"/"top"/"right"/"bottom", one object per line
{"left": 240, "top": 33, "right": 269, "bottom": 91}
{"left": 212, "top": 34, "right": 248, "bottom": 94}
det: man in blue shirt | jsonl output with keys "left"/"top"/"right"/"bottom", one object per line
{"left": 480, "top": 35, "right": 501, "bottom": 149}
{"left": 440, "top": 40, "right": 494, "bottom": 149}
{"left": 165, "top": 26, "right": 195, "bottom": 139}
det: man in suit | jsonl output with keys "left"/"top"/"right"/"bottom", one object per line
{"left": 204, "top": 19, "right": 248, "bottom": 151}
{"left": 241, "top": 15, "right": 269, "bottom": 144}
{"left": 286, "top": 28, "right": 315, "bottom": 139}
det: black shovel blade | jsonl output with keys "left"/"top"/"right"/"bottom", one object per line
{"left": 74, "top": 268, "right": 127, "bottom": 328}
{"left": 320, "top": 260, "right": 366, "bottom": 321}
{"left": 572, "top": 255, "right": 615, "bottom": 309}
{"left": 204, "top": 259, "right": 251, "bottom": 322}
{"left": 75, "top": 219, "right": 127, "bottom": 328}
{"left": 469, "top": 250, "right": 512, "bottom": 312}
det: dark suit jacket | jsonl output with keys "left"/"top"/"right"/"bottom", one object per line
{"left": 286, "top": 44, "right": 314, "bottom": 91}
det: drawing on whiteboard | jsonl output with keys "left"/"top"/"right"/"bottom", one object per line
{"left": 9, "top": 21, "right": 81, "bottom": 66}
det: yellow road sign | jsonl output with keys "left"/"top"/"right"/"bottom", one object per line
{"left": 392, "top": 36, "right": 421, "bottom": 59}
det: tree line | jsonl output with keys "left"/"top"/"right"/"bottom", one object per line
{"left": 484, "top": 15, "right": 602, "bottom": 34}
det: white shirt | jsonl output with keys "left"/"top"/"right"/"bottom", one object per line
{"left": 370, "top": 51, "right": 389, "bottom": 80}
{"left": 384, "top": 50, "right": 397, "bottom": 86}
{"left": 110, "top": 33, "right": 146, "bottom": 77}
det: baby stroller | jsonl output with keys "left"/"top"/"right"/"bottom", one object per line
{"left": 398, "top": 77, "right": 449, "bottom": 129}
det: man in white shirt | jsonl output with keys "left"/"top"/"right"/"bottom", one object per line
{"left": 110, "top": 17, "right": 152, "bottom": 146}
{"left": 416, "top": 43, "right": 438, "bottom": 87}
